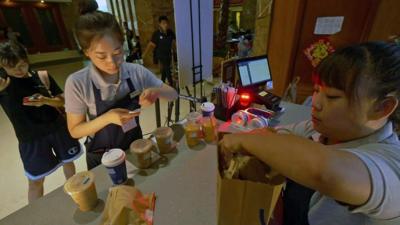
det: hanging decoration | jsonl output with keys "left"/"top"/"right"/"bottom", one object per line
{"left": 304, "top": 38, "right": 335, "bottom": 67}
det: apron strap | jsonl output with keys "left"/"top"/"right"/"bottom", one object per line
{"left": 126, "top": 77, "right": 136, "bottom": 92}
{"left": 91, "top": 81, "right": 102, "bottom": 117}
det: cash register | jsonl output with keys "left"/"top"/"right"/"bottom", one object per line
{"left": 236, "top": 55, "right": 282, "bottom": 111}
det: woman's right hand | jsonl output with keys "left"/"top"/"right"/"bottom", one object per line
{"left": 104, "top": 108, "right": 139, "bottom": 126}
{"left": 0, "top": 77, "right": 10, "bottom": 92}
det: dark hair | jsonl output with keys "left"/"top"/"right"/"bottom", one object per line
{"left": 315, "top": 41, "right": 400, "bottom": 123}
{"left": 0, "top": 41, "right": 28, "bottom": 67}
{"left": 75, "top": 0, "right": 123, "bottom": 50}
{"left": 158, "top": 15, "right": 169, "bottom": 23}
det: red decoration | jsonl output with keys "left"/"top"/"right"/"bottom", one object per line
{"left": 304, "top": 38, "right": 335, "bottom": 67}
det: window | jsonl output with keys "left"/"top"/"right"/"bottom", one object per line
{"left": 0, "top": 2, "right": 70, "bottom": 53}
{"left": 34, "top": 8, "right": 62, "bottom": 46}
{"left": 1, "top": 7, "right": 33, "bottom": 46}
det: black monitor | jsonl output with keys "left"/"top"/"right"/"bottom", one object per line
{"left": 236, "top": 55, "right": 272, "bottom": 88}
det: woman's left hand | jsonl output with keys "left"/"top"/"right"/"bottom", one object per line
{"left": 23, "top": 94, "right": 48, "bottom": 107}
{"left": 219, "top": 128, "right": 276, "bottom": 154}
{"left": 219, "top": 133, "right": 248, "bottom": 157}
{"left": 139, "top": 88, "right": 160, "bottom": 107}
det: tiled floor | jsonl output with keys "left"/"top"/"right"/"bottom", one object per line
{"left": 0, "top": 63, "right": 216, "bottom": 219}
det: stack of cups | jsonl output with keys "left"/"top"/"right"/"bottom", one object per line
{"left": 153, "top": 127, "right": 174, "bottom": 154}
{"left": 130, "top": 139, "right": 153, "bottom": 169}
{"left": 101, "top": 149, "right": 128, "bottom": 185}
{"left": 64, "top": 171, "right": 98, "bottom": 212}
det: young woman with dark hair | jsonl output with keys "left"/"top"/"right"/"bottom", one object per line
{"left": 221, "top": 42, "right": 400, "bottom": 225}
{"left": 65, "top": 0, "right": 177, "bottom": 169}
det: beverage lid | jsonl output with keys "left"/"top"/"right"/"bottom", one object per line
{"left": 231, "top": 110, "right": 249, "bottom": 126}
{"left": 186, "top": 111, "right": 202, "bottom": 122}
{"left": 249, "top": 117, "right": 268, "bottom": 129}
{"left": 64, "top": 171, "right": 95, "bottom": 194}
{"left": 130, "top": 139, "right": 153, "bottom": 154}
{"left": 153, "top": 126, "right": 173, "bottom": 138}
{"left": 101, "top": 148, "right": 126, "bottom": 167}
{"left": 201, "top": 102, "right": 215, "bottom": 113}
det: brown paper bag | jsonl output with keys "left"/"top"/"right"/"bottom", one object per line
{"left": 218, "top": 155, "right": 284, "bottom": 225}
{"left": 101, "top": 185, "right": 155, "bottom": 225}
{"left": 217, "top": 123, "right": 285, "bottom": 225}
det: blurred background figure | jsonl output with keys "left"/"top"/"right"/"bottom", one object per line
{"left": 5, "top": 27, "right": 22, "bottom": 44}
{"left": 237, "top": 33, "right": 253, "bottom": 58}
{"left": 143, "top": 16, "right": 176, "bottom": 86}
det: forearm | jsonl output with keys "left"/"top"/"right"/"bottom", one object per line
{"left": 157, "top": 84, "right": 178, "bottom": 101}
{"left": 142, "top": 43, "right": 154, "bottom": 58}
{"left": 68, "top": 114, "right": 110, "bottom": 139}
{"left": 239, "top": 133, "right": 370, "bottom": 205}
{"left": 44, "top": 96, "right": 64, "bottom": 108}
{"left": 241, "top": 133, "right": 328, "bottom": 186}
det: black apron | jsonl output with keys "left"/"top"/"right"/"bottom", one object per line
{"left": 85, "top": 78, "right": 143, "bottom": 170}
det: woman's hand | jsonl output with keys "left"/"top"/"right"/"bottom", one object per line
{"left": 104, "top": 108, "right": 139, "bottom": 126}
{"left": 139, "top": 88, "right": 160, "bottom": 107}
{"left": 0, "top": 77, "right": 10, "bottom": 92}
{"left": 23, "top": 94, "right": 47, "bottom": 107}
{"left": 219, "top": 128, "right": 276, "bottom": 155}
{"left": 219, "top": 133, "right": 245, "bottom": 154}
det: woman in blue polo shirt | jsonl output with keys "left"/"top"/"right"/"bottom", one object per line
{"left": 65, "top": 0, "right": 177, "bottom": 169}
{"left": 221, "top": 42, "right": 400, "bottom": 225}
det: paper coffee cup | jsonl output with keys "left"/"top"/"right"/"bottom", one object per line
{"left": 64, "top": 171, "right": 98, "bottom": 212}
{"left": 101, "top": 149, "right": 128, "bottom": 185}
{"left": 130, "top": 139, "right": 153, "bottom": 169}
{"left": 153, "top": 127, "right": 174, "bottom": 154}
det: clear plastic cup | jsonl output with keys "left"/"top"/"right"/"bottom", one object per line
{"left": 184, "top": 112, "right": 203, "bottom": 147}
{"left": 201, "top": 102, "right": 217, "bottom": 143}
{"left": 130, "top": 139, "right": 153, "bottom": 169}
{"left": 153, "top": 127, "right": 174, "bottom": 154}
{"left": 64, "top": 171, "right": 98, "bottom": 212}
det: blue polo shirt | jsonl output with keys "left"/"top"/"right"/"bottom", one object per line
{"left": 278, "top": 120, "right": 400, "bottom": 225}
{"left": 65, "top": 62, "right": 163, "bottom": 119}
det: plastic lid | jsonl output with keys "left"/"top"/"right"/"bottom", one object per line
{"left": 231, "top": 111, "right": 248, "bottom": 126}
{"left": 186, "top": 112, "right": 202, "bottom": 122}
{"left": 249, "top": 117, "right": 268, "bottom": 129}
{"left": 130, "top": 139, "right": 153, "bottom": 154}
{"left": 101, "top": 149, "right": 126, "bottom": 167}
{"left": 64, "top": 171, "right": 95, "bottom": 194}
{"left": 153, "top": 126, "right": 173, "bottom": 138}
{"left": 201, "top": 102, "right": 215, "bottom": 113}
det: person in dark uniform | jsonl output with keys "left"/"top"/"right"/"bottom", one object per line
{"left": 0, "top": 41, "right": 82, "bottom": 203}
{"left": 123, "top": 21, "right": 134, "bottom": 63}
{"left": 132, "top": 36, "right": 142, "bottom": 62}
{"left": 66, "top": 0, "right": 177, "bottom": 170}
{"left": 143, "top": 16, "right": 176, "bottom": 86}
{"left": 123, "top": 22, "right": 134, "bottom": 52}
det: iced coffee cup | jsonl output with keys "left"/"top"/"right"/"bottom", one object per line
{"left": 64, "top": 171, "right": 98, "bottom": 212}
{"left": 153, "top": 127, "right": 174, "bottom": 154}
{"left": 130, "top": 139, "right": 153, "bottom": 169}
